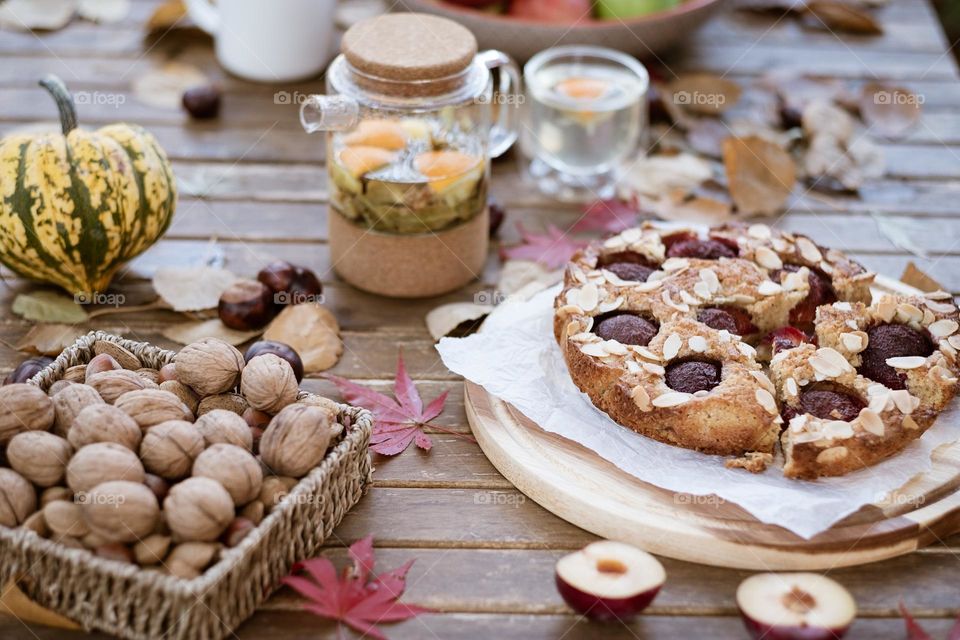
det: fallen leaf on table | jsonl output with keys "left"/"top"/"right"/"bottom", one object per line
{"left": 132, "top": 62, "right": 207, "bottom": 109}
{"left": 327, "top": 352, "right": 470, "bottom": 455}
{"left": 0, "top": 0, "right": 76, "bottom": 31}
{"left": 643, "top": 188, "right": 733, "bottom": 225}
{"left": 12, "top": 291, "right": 88, "bottom": 324}
{"left": 620, "top": 153, "right": 714, "bottom": 199}
{"left": 145, "top": 0, "right": 185, "bottom": 31}
{"left": 0, "top": 581, "right": 80, "bottom": 630}
{"left": 859, "top": 82, "right": 921, "bottom": 138}
{"left": 78, "top": 0, "right": 129, "bottom": 23}
{"left": 496, "top": 259, "right": 561, "bottom": 298}
{"left": 16, "top": 324, "right": 85, "bottom": 356}
{"left": 282, "top": 535, "right": 429, "bottom": 640}
{"left": 802, "top": 100, "right": 884, "bottom": 192}
{"left": 871, "top": 213, "right": 928, "bottom": 258}
{"left": 666, "top": 74, "right": 742, "bottom": 116}
{"left": 501, "top": 224, "right": 587, "bottom": 271}
{"left": 686, "top": 118, "right": 729, "bottom": 158}
{"left": 152, "top": 266, "right": 238, "bottom": 312}
{"left": 264, "top": 303, "right": 342, "bottom": 373}
{"left": 425, "top": 303, "right": 492, "bottom": 341}
{"left": 802, "top": 0, "right": 883, "bottom": 34}
{"left": 573, "top": 198, "right": 641, "bottom": 233}
{"left": 899, "top": 602, "right": 934, "bottom": 640}
{"left": 722, "top": 135, "right": 796, "bottom": 215}
{"left": 763, "top": 72, "right": 853, "bottom": 127}
{"left": 899, "top": 262, "right": 946, "bottom": 294}
{"left": 162, "top": 319, "right": 260, "bottom": 346}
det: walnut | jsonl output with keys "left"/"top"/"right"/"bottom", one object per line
{"left": 63, "top": 365, "right": 88, "bottom": 383}
{"left": 0, "top": 468, "right": 37, "bottom": 527}
{"left": 66, "top": 442, "right": 145, "bottom": 494}
{"left": 48, "top": 380, "right": 74, "bottom": 396}
{"left": 93, "top": 340, "right": 141, "bottom": 370}
{"left": 194, "top": 409, "right": 253, "bottom": 450}
{"left": 140, "top": 420, "right": 204, "bottom": 480}
{"left": 134, "top": 533, "right": 171, "bottom": 566}
{"left": 259, "top": 476, "right": 297, "bottom": 510}
{"left": 40, "top": 486, "right": 72, "bottom": 507}
{"left": 68, "top": 404, "right": 142, "bottom": 452}
{"left": 260, "top": 404, "right": 333, "bottom": 477}
{"left": 192, "top": 444, "right": 262, "bottom": 506}
{"left": 86, "top": 369, "right": 156, "bottom": 404}
{"left": 136, "top": 368, "right": 161, "bottom": 384}
{"left": 296, "top": 395, "right": 341, "bottom": 427}
{"left": 197, "top": 392, "right": 248, "bottom": 417}
{"left": 7, "top": 431, "right": 73, "bottom": 487}
{"left": 175, "top": 339, "right": 244, "bottom": 396}
{"left": 81, "top": 480, "right": 160, "bottom": 543}
{"left": 167, "top": 541, "right": 219, "bottom": 570}
{"left": 0, "top": 383, "right": 55, "bottom": 444}
{"left": 51, "top": 383, "right": 104, "bottom": 436}
{"left": 115, "top": 389, "right": 193, "bottom": 428}
{"left": 159, "top": 380, "right": 200, "bottom": 414}
{"left": 240, "top": 354, "right": 298, "bottom": 414}
{"left": 163, "top": 477, "right": 233, "bottom": 542}
{"left": 43, "top": 499, "right": 89, "bottom": 538}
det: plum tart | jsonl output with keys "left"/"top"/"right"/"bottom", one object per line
{"left": 555, "top": 223, "right": 959, "bottom": 479}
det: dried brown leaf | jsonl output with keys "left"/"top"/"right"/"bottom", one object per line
{"left": 16, "top": 324, "right": 85, "bottom": 356}
{"left": 643, "top": 189, "right": 733, "bottom": 225}
{"left": 264, "top": 304, "right": 342, "bottom": 373}
{"left": 620, "top": 153, "right": 714, "bottom": 198}
{"left": 803, "top": 1, "right": 883, "bottom": 34}
{"left": 425, "top": 303, "right": 492, "bottom": 341}
{"left": 722, "top": 135, "right": 796, "bottom": 215}
{"left": 78, "top": 0, "right": 129, "bottom": 23}
{"left": 666, "top": 74, "right": 742, "bottom": 116}
{"left": 152, "top": 266, "right": 238, "bottom": 312}
{"left": 0, "top": 0, "right": 75, "bottom": 31}
{"left": 900, "top": 262, "right": 945, "bottom": 294}
{"left": 686, "top": 118, "right": 728, "bottom": 158}
{"left": 0, "top": 581, "right": 80, "bottom": 630}
{"left": 145, "top": 0, "right": 185, "bottom": 31}
{"left": 132, "top": 62, "right": 207, "bottom": 109}
{"left": 162, "top": 319, "right": 260, "bottom": 346}
{"left": 859, "top": 82, "right": 921, "bottom": 138}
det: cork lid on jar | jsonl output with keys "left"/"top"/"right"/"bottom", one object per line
{"left": 341, "top": 13, "right": 478, "bottom": 96}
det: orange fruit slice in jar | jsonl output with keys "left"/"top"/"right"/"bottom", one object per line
{"left": 414, "top": 150, "right": 481, "bottom": 193}
{"left": 342, "top": 119, "right": 408, "bottom": 150}
{"left": 555, "top": 77, "right": 610, "bottom": 101}
{"left": 338, "top": 145, "right": 397, "bottom": 178}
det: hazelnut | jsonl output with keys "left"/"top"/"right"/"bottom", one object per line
{"left": 221, "top": 517, "right": 255, "bottom": 548}
{"left": 4, "top": 357, "right": 53, "bottom": 385}
{"left": 240, "top": 500, "right": 264, "bottom": 525}
{"left": 260, "top": 404, "right": 333, "bottom": 477}
{"left": 86, "top": 369, "right": 155, "bottom": 403}
{"left": 143, "top": 473, "right": 170, "bottom": 503}
{"left": 0, "top": 468, "right": 37, "bottom": 527}
{"left": 244, "top": 340, "right": 304, "bottom": 382}
{"left": 136, "top": 368, "right": 161, "bottom": 385}
{"left": 43, "top": 500, "right": 88, "bottom": 538}
{"left": 82, "top": 531, "right": 110, "bottom": 548}
{"left": 81, "top": 480, "right": 160, "bottom": 543}
{"left": 95, "top": 543, "right": 134, "bottom": 564}
{"left": 7, "top": 431, "right": 73, "bottom": 487}
{"left": 40, "top": 486, "right": 72, "bottom": 507}
{"left": 176, "top": 338, "right": 244, "bottom": 396}
{"left": 242, "top": 407, "right": 271, "bottom": 430}
{"left": 195, "top": 409, "right": 253, "bottom": 450}
{"left": 53, "top": 534, "right": 84, "bottom": 549}
{"left": 85, "top": 353, "right": 122, "bottom": 379}
{"left": 159, "top": 380, "right": 200, "bottom": 414}
{"left": 0, "top": 383, "right": 55, "bottom": 444}
{"left": 259, "top": 476, "right": 297, "bottom": 510}
{"left": 295, "top": 395, "right": 342, "bottom": 431}
{"left": 193, "top": 444, "right": 262, "bottom": 506}
{"left": 51, "top": 383, "right": 104, "bottom": 436}
{"left": 115, "top": 389, "right": 193, "bottom": 428}
{"left": 93, "top": 340, "right": 141, "bottom": 370}
{"left": 48, "top": 380, "right": 74, "bottom": 396}
{"left": 22, "top": 510, "right": 48, "bottom": 536}
{"left": 197, "top": 393, "right": 248, "bottom": 417}
{"left": 218, "top": 279, "right": 276, "bottom": 331}
{"left": 140, "top": 420, "right": 204, "bottom": 480}
{"left": 63, "top": 365, "right": 88, "bottom": 383}
{"left": 164, "top": 477, "right": 233, "bottom": 542}
{"left": 158, "top": 363, "right": 178, "bottom": 383}
{"left": 168, "top": 559, "right": 200, "bottom": 579}
{"left": 240, "top": 353, "right": 298, "bottom": 414}
{"left": 68, "top": 404, "right": 142, "bottom": 452}
{"left": 67, "top": 443, "right": 145, "bottom": 494}
{"left": 134, "top": 533, "right": 171, "bottom": 566}
{"left": 167, "top": 541, "right": 219, "bottom": 570}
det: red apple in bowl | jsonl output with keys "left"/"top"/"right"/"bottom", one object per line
{"left": 737, "top": 573, "right": 856, "bottom": 639}
{"left": 555, "top": 540, "right": 665, "bottom": 621}
{"left": 509, "top": 0, "right": 592, "bottom": 24}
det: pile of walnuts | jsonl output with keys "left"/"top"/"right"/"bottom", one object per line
{"left": 0, "top": 338, "right": 342, "bottom": 579}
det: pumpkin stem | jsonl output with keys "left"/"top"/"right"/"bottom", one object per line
{"left": 38, "top": 74, "right": 78, "bottom": 135}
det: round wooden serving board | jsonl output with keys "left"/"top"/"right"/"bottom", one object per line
{"left": 464, "top": 275, "right": 960, "bottom": 569}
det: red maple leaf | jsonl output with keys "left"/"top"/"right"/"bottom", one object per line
{"left": 281, "top": 535, "right": 430, "bottom": 640}
{"left": 501, "top": 223, "right": 587, "bottom": 270}
{"left": 900, "top": 602, "right": 934, "bottom": 640}
{"left": 573, "top": 198, "right": 641, "bottom": 233}
{"left": 326, "top": 352, "right": 472, "bottom": 456}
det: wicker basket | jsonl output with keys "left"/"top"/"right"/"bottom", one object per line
{"left": 0, "top": 331, "right": 373, "bottom": 640}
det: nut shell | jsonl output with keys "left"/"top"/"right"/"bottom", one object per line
{"left": 0, "top": 468, "right": 37, "bottom": 527}
{"left": 193, "top": 444, "right": 263, "bottom": 505}
{"left": 175, "top": 339, "right": 244, "bottom": 396}
{"left": 51, "top": 383, "right": 104, "bottom": 436}
{"left": 86, "top": 370, "right": 155, "bottom": 403}
{"left": 195, "top": 409, "right": 253, "bottom": 450}
{"left": 260, "top": 404, "right": 333, "bottom": 477}
{"left": 63, "top": 365, "right": 88, "bottom": 383}
{"left": 134, "top": 534, "right": 171, "bottom": 566}
{"left": 68, "top": 404, "right": 142, "bottom": 452}
{"left": 140, "top": 420, "right": 204, "bottom": 480}
{"left": 240, "top": 353, "right": 298, "bottom": 414}
{"left": 43, "top": 500, "right": 89, "bottom": 538}
{"left": 0, "top": 383, "right": 55, "bottom": 444}
{"left": 93, "top": 340, "right": 141, "bottom": 370}
{"left": 115, "top": 389, "right": 193, "bottom": 428}
{"left": 197, "top": 392, "right": 248, "bottom": 417}
{"left": 81, "top": 480, "right": 160, "bottom": 543}
{"left": 67, "top": 442, "right": 146, "bottom": 494}
{"left": 164, "top": 477, "right": 234, "bottom": 542}
{"left": 7, "top": 431, "right": 73, "bottom": 487}
{"left": 159, "top": 380, "right": 200, "bottom": 414}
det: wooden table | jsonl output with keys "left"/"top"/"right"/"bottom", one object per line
{"left": 1, "top": 1, "right": 959, "bottom": 638}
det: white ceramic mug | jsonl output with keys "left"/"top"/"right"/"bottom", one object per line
{"left": 185, "top": 0, "right": 336, "bottom": 83}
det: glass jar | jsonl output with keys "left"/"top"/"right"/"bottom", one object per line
{"left": 300, "top": 13, "right": 519, "bottom": 298}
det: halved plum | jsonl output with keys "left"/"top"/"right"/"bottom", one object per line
{"left": 665, "top": 359, "right": 721, "bottom": 394}
{"left": 598, "top": 251, "right": 658, "bottom": 283}
{"left": 594, "top": 313, "right": 659, "bottom": 346}
{"left": 857, "top": 323, "right": 934, "bottom": 390}
{"left": 698, "top": 307, "right": 758, "bottom": 336}
{"left": 766, "top": 327, "right": 813, "bottom": 354}
{"left": 773, "top": 264, "right": 836, "bottom": 330}
{"left": 662, "top": 231, "right": 739, "bottom": 260}
{"left": 783, "top": 387, "right": 864, "bottom": 423}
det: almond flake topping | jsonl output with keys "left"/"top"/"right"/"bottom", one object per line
{"left": 557, "top": 304, "right": 584, "bottom": 317}
{"left": 603, "top": 236, "right": 627, "bottom": 250}
{"left": 689, "top": 336, "right": 708, "bottom": 353}
{"left": 840, "top": 332, "right": 866, "bottom": 352}
{"left": 652, "top": 391, "right": 693, "bottom": 408}
{"left": 819, "top": 261, "right": 834, "bottom": 275}
{"left": 750, "top": 370, "right": 775, "bottom": 393}
{"left": 858, "top": 409, "right": 884, "bottom": 436}
{"left": 718, "top": 330, "right": 732, "bottom": 343}
{"left": 876, "top": 298, "right": 897, "bottom": 322}
{"left": 929, "top": 319, "right": 959, "bottom": 338}
{"left": 630, "top": 384, "right": 651, "bottom": 411}
{"left": 604, "top": 340, "right": 628, "bottom": 356}
{"left": 625, "top": 360, "right": 641, "bottom": 374}
{"left": 781, "top": 270, "right": 808, "bottom": 292}
{"left": 785, "top": 378, "right": 799, "bottom": 397}
{"left": 925, "top": 290, "right": 953, "bottom": 300}
{"left": 796, "top": 237, "right": 822, "bottom": 263}
{"left": 693, "top": 281, "right": 712, "bottom": 300}
{"left": 833, "top": 302, "right": 852, "bottom": 312}
{"left": 577, "top": 283, "right": 599, "bottom": 312}
{"left": 757, "top": 280, "right": 782, "bottom": 296}
{"left": 902, "top": 415, "right": 919, "bottom": 430}
{"left": 924, "top": 299, "right": 957, "bottom": 314}
{"left": 809, "top": 347, "right": 852, "bottom": 378}
{"left": 661, "top": 290, "right": 690, "bottom": 312}
{"left": 737, "top": 342, "right": 756, "bottom": 358}
{"left": 747, "top": 224, "right": 771, "bottom": 239}
{"left": 890, "top": 389, "right": 919, "bottom": 414}
{"left": 679, "top": 290, "right": 699, "bottom": 306}
{"left": 754, "top": 246, "right": 782, "bottom": 270}
{"left": 886, "top": 356, "right": 926, "bottom": 369}
{"left": 949, "top": 335, "right": 960, "bottom": 350}
{"left": 600, "top": 269, "right": 629, "bottom": 286}
{"left": 755, "top": 388, "right": 778, "bottom": 415}
{"left": 621, "top": 228, "right": 642, "bottom": 243}
{"left": 632, "top": 346, "right": 660, "bottom": 361}
{"left": 663, "top": 333, "right": 682, "bottom": 360}
{"left": 579, "top": 342, "right": 608, "bottom": 357}
{"left": 923, "top": 309, "right": 936, "bottom": 326}
{"left": 895, "top": 303, "right": 923, "bottom": 323}
{"left": 699, "top": 268, "right": 720, "bottom": 293}
{"left": 643, "top": 362, "right": 665, "bottom": 375}
{"left": 816, "top": 446, "right": 849, "bottom": 464}
{"left": 661, "top": 257, "right": 689, "bottom": 272}
{"left": 789, "top": 414, "right": 809, "bottom": 432}
{"left": 597, "top": 296, "right": 624, "bottom": 314}
{"left": 636, "top": 280, "right": 662, "bottom": 292}
{"left": 569, "top": 331, "right": 594, "bottom": 343}
{"left": 823, "top": 420, "right": 854, "bottom": 440}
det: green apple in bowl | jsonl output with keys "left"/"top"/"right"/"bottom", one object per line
{"left": 595, "top": 0, "right": 680, "bottom": 20}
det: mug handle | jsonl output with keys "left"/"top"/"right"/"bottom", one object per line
{"left": 184, "top": 0, "right": 220, "bottom": 34}
{"left": 477, "top": 50, "right": 521, "bottom": 159}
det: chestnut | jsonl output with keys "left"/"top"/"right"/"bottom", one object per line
{"left": 257, "top": 260, "right": 322, "bottom": 305}
{"left": 4, "top": 357, "right": 54, "bottom": 385}
{"left": 736, "top": 573, "right": 856, "bottom": 640}
{"left": 218, "top": 279, "right": 276, "bottom": 331}
{"left": 221, "top": 517, "right": 255, "bottom": 547}
{"left": 182, "top": 84, "right": 221, "bottom": 119}
{"left": 244, "top": 340, "right": 304, "bottom": 382}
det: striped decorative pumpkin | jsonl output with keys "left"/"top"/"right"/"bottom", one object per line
{"left": 0, "top": 75, "right": 176, "bottom": 296}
